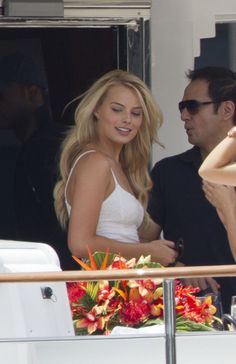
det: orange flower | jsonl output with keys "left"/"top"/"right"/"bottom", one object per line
{"left": 75, "top": 306, "right": 106, "bottom": 334}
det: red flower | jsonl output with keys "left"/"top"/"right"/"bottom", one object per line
{"left": 67, "top": 252, "right": 216, "bottom": 335}
{"left": 67, "top": 282, "right": 86, "bottom": 302}
{"left": 120, "top": 300, "right": 151, "bottom": 326}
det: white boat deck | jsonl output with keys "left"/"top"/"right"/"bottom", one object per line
{"left": 1, "top": 331, "right": 236, "bottom": 364}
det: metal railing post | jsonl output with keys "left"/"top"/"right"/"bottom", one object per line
{"left": 163, "top": 279, "right": 176, "bottom": 364}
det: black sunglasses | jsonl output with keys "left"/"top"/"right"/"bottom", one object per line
{"left": 178, "top": 100, "right": 219, "bottom": 114}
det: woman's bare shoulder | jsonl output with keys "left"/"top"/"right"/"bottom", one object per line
{"left": 74, "top": 150, "right": 111, "bottom": 175}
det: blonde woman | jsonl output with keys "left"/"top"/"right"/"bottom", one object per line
{"left": 54, "top": 70, "right": 177, "bottom": 265}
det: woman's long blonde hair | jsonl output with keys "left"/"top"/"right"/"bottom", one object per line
{"left": 54, "top": 69, "right": 163, "bottom": 228}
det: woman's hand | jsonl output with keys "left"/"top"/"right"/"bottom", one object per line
{"left": 149, "top": 239, "right": 177, "bottom": 266}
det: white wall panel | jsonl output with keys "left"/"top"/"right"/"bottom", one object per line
{"left": 151, "top": 0, "right": 236, "bottom": 164}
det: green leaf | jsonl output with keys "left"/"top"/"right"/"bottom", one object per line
{"left": 79, "top": 282, "right": 99, "bottom": 311}
{"left": 91, "top": 251, "right": 116, "bottom": 269}
{"left": 176, "top": 318, "right": 215, "bottom": 332}
{"left": 107, "top": 313, "right": 125, "bottom": 330}
{"left": 74, "top": 325, "right": 88, "bottom": 335}
{"left": 86, "top": 282, "right": 99, "bottom": 301}
{"left": 135, "top": 262, "right": 162, "bottom": 269}
{"left": 143, "top": 318, "right": 164, "bottom": 326}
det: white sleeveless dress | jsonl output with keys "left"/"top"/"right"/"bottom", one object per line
{"left": 65, "top": 150, "right": 144, "bottom": 243}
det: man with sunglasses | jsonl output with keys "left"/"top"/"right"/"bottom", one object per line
{"left": 148, "top": 66, "right": 236, "bottom": 314}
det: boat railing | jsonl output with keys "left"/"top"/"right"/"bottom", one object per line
{"left": 1, "top": 263, "right": 236, "bottom": 282}
{"left": 1, "top": 264, "right": 236, "bottom": 364}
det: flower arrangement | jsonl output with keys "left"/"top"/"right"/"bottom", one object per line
{"left": 67, "top": 250, "right": 217, "bottom": 335}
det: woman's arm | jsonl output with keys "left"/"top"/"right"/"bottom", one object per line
{"left": 67, "top": 152, "right": 177, "bottom": 266}
{"left": 202, "top": 180, "right": 236, "bottom": 261}
{"left": 138, "top": 212, "right": 162, "bottom": 241}
{"left": 199, "top": 126, "right": 236, "bottom": 186}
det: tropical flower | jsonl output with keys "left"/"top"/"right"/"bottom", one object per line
{"left": 67, "top": 250, "right": 217, "bottom": 335}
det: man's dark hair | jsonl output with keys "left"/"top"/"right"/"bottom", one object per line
{"left": 187, "top": 66, "right": 236, "bottom": 123}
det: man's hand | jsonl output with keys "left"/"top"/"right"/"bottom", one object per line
{"left": 175, "top": 262, "right": 220, "bottom": 293}
{"left": 181, "top": 277, "right": 220, "bottom": 294}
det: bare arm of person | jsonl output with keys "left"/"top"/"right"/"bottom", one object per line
{"left": 67, "top": 152, "right": 177, "bottom": 266}
{"left": 138, "top": 214, "right": 178, "bottom": 263}
{"left": 202, "top": 180, "right": 236, "bottom": 261}
{"left": 138, "top": 212, "right": 162, "bottom": 241}
{"left": 199, "top": 126, "right": 236, "bottom": 186}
